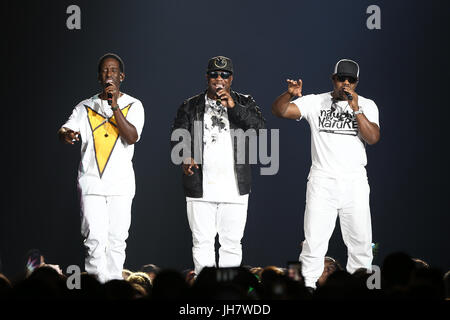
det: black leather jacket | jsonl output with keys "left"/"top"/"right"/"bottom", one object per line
{"left": 171, "top": 90, "right": 266, "bottom": 198}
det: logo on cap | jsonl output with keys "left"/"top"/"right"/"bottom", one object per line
{"left": 333, "top": 59, "right": 359, "bottom": 78}
{"left": 214, "top": 57, "right": 227, "bottom": 69}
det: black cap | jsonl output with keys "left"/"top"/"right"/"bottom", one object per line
{"left": 333, "top": 59, "right": 359, "bottom": 79}
{"left": 207, "top": 56, "right": 233, "bottom": 74}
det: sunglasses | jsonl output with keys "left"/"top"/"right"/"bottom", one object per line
{"left": 336, "top": 75, "right": 357, "bottom": 84}
{"left": 207, "top": 71, "right": 232, "bottom": 79}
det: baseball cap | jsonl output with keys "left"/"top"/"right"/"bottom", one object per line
{"left": 333, "top": 59, "right": 359, "bottom": 79}
{"left": 207, "top": 56, "right": 234, "bottom": 74}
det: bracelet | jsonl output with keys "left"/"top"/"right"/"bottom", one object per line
{"left": 111, "top": 105, "right": 119, "bottom": 111}
{"left": 354, "top": 107, "right": 363, "bottom": 115}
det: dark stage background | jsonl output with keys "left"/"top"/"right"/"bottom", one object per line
{"left": 3, "top": 0, "right": 450, "bottom": 278}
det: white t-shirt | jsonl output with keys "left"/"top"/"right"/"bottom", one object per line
{"left": 62, "top": 93, "right": 145, "bottom": 196}
{"left": 186, "top": 95, "right": 248, "bottom": 204}
{"left": 292, "top": 92, "right": 379, "bottom": 179}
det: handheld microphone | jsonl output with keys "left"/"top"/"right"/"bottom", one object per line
{"left": 216, "top": 85, "right": 224, "bottom": 106}
{"left": 105, "top": 80, "right": 113, "bottom": 105}
{"left": 343, "top": 90, "right": 353, "bottom": 101}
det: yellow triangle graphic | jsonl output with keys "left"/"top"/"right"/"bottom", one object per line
{"left": 86, "top": 104, "right": 132, "bottom": 177}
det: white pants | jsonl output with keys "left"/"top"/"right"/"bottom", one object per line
{"left": 186, "top": 199, "right": 248, "bottom": 275}
{"left": 299, "top": 176, "right": 373, "bottom": 288}
{"left": 80, "top": 194, "right": 133, "bottom": 283}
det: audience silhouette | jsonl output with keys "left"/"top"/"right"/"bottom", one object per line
{"left": 0, "top": 250, "right": 448, "bottom": 301}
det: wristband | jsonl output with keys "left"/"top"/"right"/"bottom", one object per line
{"left": 111, "top": 105, "right": 119, "bottom": 111}
{"left": 354, "top": 107, "right": 363, "bottom": 115}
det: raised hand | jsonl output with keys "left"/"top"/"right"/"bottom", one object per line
{"left": 182, "top": 157, "right": 199, "bottom": 176}
{"left": 216, "top": 88, "right": 235, "bottom": 108}
{"left": 286, "top": 79, "right": 303, "bottom": 97}
{"left": 59, "top": 128, "right": 80, "bottom": 145}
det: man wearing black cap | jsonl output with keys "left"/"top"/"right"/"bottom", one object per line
{"left": 172, "top": 56, "right": 265, "bottom": 276}
{"left": 272, "top": 59, "right": 380, "bottom": 289}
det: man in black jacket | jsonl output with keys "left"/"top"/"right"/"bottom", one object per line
{"left": 171, "top": 56, "right": 265, "bottom": 276}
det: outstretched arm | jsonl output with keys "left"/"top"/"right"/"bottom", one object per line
{"left": 272, "top": 79, "right": 303, "bottom": 120}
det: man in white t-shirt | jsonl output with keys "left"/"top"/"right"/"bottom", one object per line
{"left": 172, "top": 56, "right": 266, "bottom": 275}
{"left": 58, "top": 53, "right": 145, "bottom": 283}
{"left": 272, "top": 59, "right": 380, "bottom": 290}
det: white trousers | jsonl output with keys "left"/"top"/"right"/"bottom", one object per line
{"left": 186, "top": 199, "right": 249, "bottom": 275}
{"left": 80, "top": 194, "right": 133, "bottom": 283}
{"left": 299, "top": 176, "right": 373, "bottom": 288}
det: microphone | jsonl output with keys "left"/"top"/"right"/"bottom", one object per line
{"left": 343, "top": 89, "right": 353, "bottom": 101}
{"left": 215, "top": 85, "right": 224, "bottom": 106}
{"left": 105, "top": 80, "right": 113, "bottom": 105}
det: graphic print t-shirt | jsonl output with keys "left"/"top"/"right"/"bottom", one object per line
{"left": 186, "top": 95, "right": 248, "bottom": 204}
{"left": 62, "top": 93, "right": 145, "bottom": 196}
{"left": 292, "top": 92, "right": 379, "bottom": 179}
